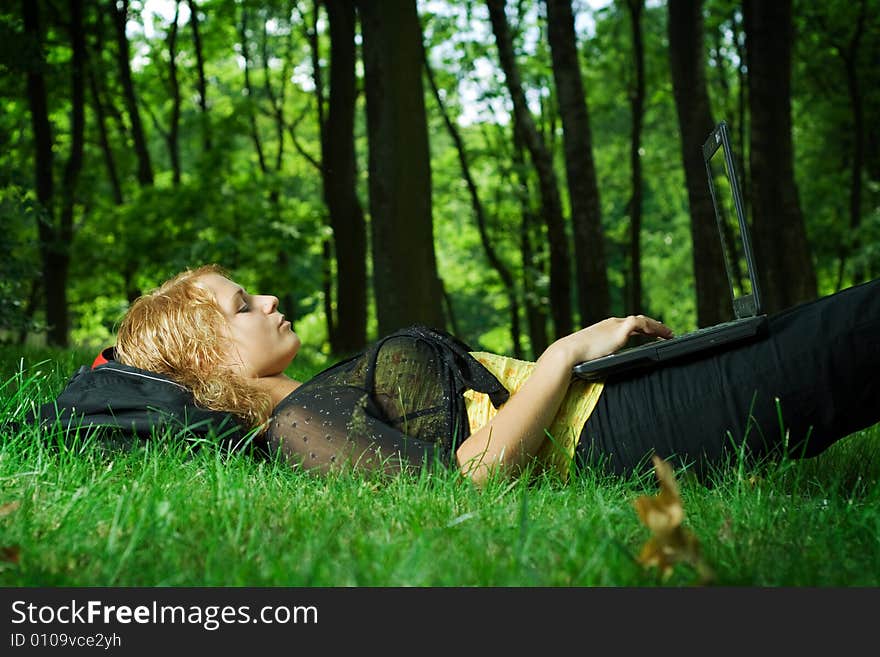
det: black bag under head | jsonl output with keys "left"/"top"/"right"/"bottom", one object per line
{"left": 28, "top": 358, "right": 250, "bottom": 449}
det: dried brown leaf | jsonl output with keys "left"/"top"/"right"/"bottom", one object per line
{"left": 633, "top": 455, "right": 715, "bottom": 584}
{"left": 0, "top": 545, "right": 20, "bottom": 564}
{"left": 0, "top": 501, "right": 21, "bottom": 518}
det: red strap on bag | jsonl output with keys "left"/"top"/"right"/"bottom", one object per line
{"left": 91, "top": 347, "right": 116, "bottom": 369}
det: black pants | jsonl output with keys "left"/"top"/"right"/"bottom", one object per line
{"left": 576, "top": 278, "right": 880, "bottom": 479}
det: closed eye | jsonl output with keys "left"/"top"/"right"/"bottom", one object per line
{"left": 236, "top": 290, "right": 250, "bottom": 313}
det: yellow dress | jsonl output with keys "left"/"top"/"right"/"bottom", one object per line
{"left": 464, "top": 352, "right": 604, "bottom": 481}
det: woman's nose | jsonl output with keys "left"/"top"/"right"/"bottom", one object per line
{"left": 260, "top": 295, "right": 279, "bottom": 313}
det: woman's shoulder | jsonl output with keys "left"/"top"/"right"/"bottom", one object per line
{"left": 271, "top": 326, "right": 512, "bottom": 416}
{"left": 468, "top": 351, "right": 536, "bottom": 391}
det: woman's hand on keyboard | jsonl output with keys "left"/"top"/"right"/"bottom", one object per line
{"left": 551, "top": 315, "right": 674, "bottom": 365}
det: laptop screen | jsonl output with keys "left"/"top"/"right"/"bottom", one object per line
{"left": 704, "top": 122, "right": 761, "bottom": 317}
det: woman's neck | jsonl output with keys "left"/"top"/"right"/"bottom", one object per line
{"left": 255, "top": 374, "right": 301, "bottom": 410}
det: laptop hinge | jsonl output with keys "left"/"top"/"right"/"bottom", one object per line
{"left": 733, "top": 295, "right": 757, "bottom": 318}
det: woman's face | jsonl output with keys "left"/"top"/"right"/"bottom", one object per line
{"left": 198, "top": 273, "right": 301, "bottom": 378}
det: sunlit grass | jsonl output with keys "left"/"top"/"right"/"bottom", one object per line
{"left": 1, "top": 346, "right": 878, "bottom": 587}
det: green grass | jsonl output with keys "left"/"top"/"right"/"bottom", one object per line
{"left": 1, "top": 346, "right": 878, "bottom": 587}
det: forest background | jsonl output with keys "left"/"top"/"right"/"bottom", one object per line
{"left": 2, "top": 0, "right": 878, "bottom": 369}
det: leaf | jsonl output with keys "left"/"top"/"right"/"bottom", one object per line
{"left": 0, "top": 501, "right": 21, "bottom": 518}
{"left": 0, "top": 545, "right": 20, "bottom": 564}
{"left": 633, "top": 455, "right": 715, "bottom": 584}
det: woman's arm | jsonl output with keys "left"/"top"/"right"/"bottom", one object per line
{"left": 455, "top": 315, "right": 672, "bottom": 485}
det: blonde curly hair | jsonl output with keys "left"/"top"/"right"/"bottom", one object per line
{"left": 114, "top": 264, "right": 273, "bottom": 430}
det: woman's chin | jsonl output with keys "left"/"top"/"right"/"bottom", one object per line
{"left": 289, "top": 335, "right": 302, "bottom": 360}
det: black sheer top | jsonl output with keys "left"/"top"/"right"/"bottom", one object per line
{"left": 265, "top": 326, "right": 510, "bottom": 475}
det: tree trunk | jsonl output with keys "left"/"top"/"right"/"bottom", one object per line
{"left": 545, "top": 0, "right": 610, "bottom": 327}
{"left": 238, "top": 8, "right": 266, "bottom": 175}
{"left": 843, "top": 39, "right": 866, "bottom": 285}
{"left": 512, "top": 126, "right": 549, "bottom": 357}
{"left": 834, "top": 0, "right": 867, "bottom": 285}
{"left": 323, "top": 0, "right": 367, "bottom": 354}
{"left": 625, "top": 0, "right": 644, "bottom": 316}
{"left": 57, "top": 0, "right": 86, "bottom": 347}
{"left": 424, "top": 48, "right": 523, "bottom": 358}
{"left": 111, "top": 0, "right": 154, "bottom": 186}
{"left": 186, "top": 0, "right": 211, "bottom": 153}
{"left": 22, "top": 0, "right": 54, "bottom": 213}
{"left": 261, "top": 14, "right": 288, "bottom": 172}
{"left": 258, "top": 8, "right": 299, "bottom": 323}
{"left": 743, "top": 0, "right": 817, "bottom": 312}
{"left": 22, "top": 0, "right": 57, "bottom": 344}
{"left": 728, "top": 9, "right": 749, "bottom": 224}
{"left": 667, "top": 0, "right": 730, "bottom": 326}
{"left": 356, "top": 0, "right": 445, "bottom": 336}
{"left": 17, "top": 279, "right": 41, "bottom": 346}
{"left": 86, "top": 9, "right": 124, "bottom": 206}
{"left": 167, "top": 1, "right": 181, "bottom": 186}
{"left": 88, "top": 66, "right": 124, "bottom": 206}
{"left": 23, "top": 0, "right": 85, "bottom": 347}
{"left": 305, "top": 1, "right": 336, "bottom": 347}
{"left": 168, "top": 3, "right": 182, "bottom": 184}
{"left": 487, "top": 0, "right": 572, "bottom": 338}
{"left": 521, "top": 208, "right": 549, "bottom": 357}
{"left": 91, "top": 9, "right": 140, "bottom": 302}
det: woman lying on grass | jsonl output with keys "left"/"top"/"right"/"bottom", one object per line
{"left": 110, "top": 265, "right": 879, "bottom": 486}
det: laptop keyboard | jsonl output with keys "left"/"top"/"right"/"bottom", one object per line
{"left": 615, "top": 318, "right": 747, "bottom": 356}
{"left": 671, "top": 318, "right": 744, "bottom": 341}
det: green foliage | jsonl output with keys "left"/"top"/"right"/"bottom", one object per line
{"left": 1, "top": 0, "right": 877, "bottom": 354}
{"left": 792, "top": 0, "right": 880, "bottom": 292}
{"left": 0, "top": 187, "right": 44, "bottom": 340}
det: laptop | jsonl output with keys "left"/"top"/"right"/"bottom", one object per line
{"left": 573, "top": 120, "right": 768, "bottom": 381}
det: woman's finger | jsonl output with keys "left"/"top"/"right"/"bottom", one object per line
{"left": 626, "top": 315, "right": 674, "bottom": 338}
